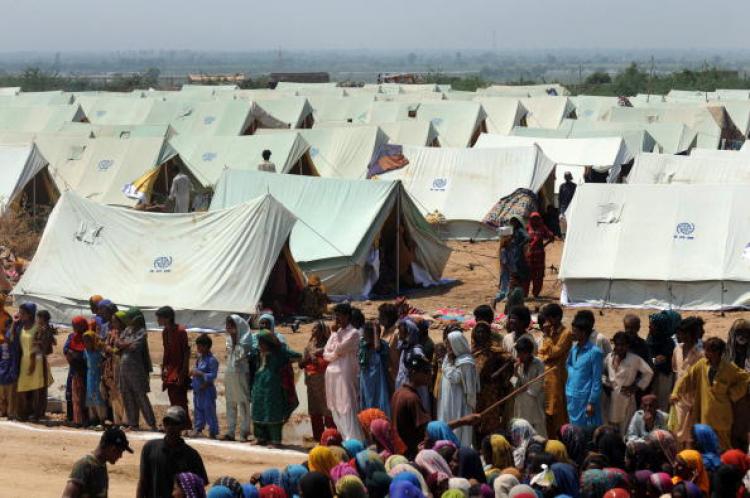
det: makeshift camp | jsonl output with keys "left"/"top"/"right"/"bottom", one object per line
{"left": 627, "top": 152, "right": 750, "bottom": 184}
{"left": 12, "top": 192, "right": 302, "bottom": 329}
{"left": 377, "top": 145, "right": 555, "bottom": 239}
{"left": 560, "top": 183, "right": 750, "bottom": 310}
{"left": 414, "top": 101, "right": 487, "bottom": 147}
{"left": 143, "top": 99, "right": 286, "bottom": 135}
{"left": 35, "top": 136, "right": 177, "bottom": 207}
{"left": 210, "top": 169, "right": 450, "bottom": 297}
{"left": 0, "top": 143, "right": 58, "bottom": 210}
{"left": 511, "top": 121, "right": 657, "bottom": 156}
{"left": 475, "top": 134, "right": 633, "bottom": 186}
{"left": 169, "top": 132, "right": 316, "bottom": 186}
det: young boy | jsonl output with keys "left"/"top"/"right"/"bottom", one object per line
{"left": 511, "top": 336, "right": 547, "bottom": 437}
{"left": 83, "top": 331, "right": 108, "bottom": 425}
{"left": 603, "top": 332, "right": 653, "bottom": 435}
{"left": 190, "top": 334, "right": 219, "bottom": 438}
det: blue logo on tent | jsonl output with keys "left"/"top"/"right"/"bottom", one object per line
{"left": 96, "top": 110, "right": 107, "bottom": 117}
{"left": 203, "top": 116, "right": 216, "bottom": 125}
{"left": 152, "top": 256, "right": 173, "bottom": 273}
{"left": 310, "top": 147, "right": 319, "bottom": 157}
{"left": 674, "top": 222, "right": 695, "bottom": 240}
{"left": 97, "top": 159, "right": 114, "bottom": 171}
{"left": 430, "top": 177, "right": 448, "bottom": 191}
{"left": 202, "top": 152, "right": 217, "bottom": 162}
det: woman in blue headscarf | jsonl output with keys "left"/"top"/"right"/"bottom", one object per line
{"left": 280, "top": 464, "right": 307, "bottom": 498}
{"left": 394, "top": 319, "right": 431, "bottom": 412}
{"left": 692, "top": 424, "right": 722, "bottom": 471}
{"left": 342, "top": 439, "right": 365, "bottom": 459}
{"left": 550, "top": 463, "right": 580, "bottom": 498}
{"left": 358, "top": 321, "right": 392, "bottom": 416}
{"left": 426, "top": 420, "right": 461, "bottom": 448}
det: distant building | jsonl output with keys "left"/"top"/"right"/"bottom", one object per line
{"left": 269, "top": 72, "right": 330, "bottom": 88}
{"left": 187, "top": 73, "right": 246, "bottom": 84}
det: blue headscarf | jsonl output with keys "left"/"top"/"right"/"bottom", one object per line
{"left": 342, "top": 439, "right": 365, "bottom": 459}
{"left": 551, "top": 463, "right": 580, "bottom": 498}
{"left": 259, "top": 313, "right": 275, "bottom": 333}
{"left": 281, "top": 464, "right": 307, "bottom": 498}
{"left": 391, "top": 472, "right": 422, "bottom": 489}
{"left": 206, "top": 486, "right": 234, "bottom": 498}
{"left": 389, "top": 480, "right": 426, "bottom": 498}
{"left": 426, "top": 420, "right": 460, "bottom": 448}
{"left": 693, "top": 424, "right": 722, "bottom": 471}
{"left": 241, "top": 483, "right": 259, "bottom": 498}
{"left": 259, "top": 468, "right": 282, "bottom": 487}
{"left": 19, "top": 302, "right": 37, "bottom": 319}
{"left": 398, "top": 319, "right": 420, "bottom": 351}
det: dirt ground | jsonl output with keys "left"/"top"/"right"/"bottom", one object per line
{"left": 2, "top": 239, "right": 748, "bottom": 497}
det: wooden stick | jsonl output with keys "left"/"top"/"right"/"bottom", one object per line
{"left": 479, "top": 366, "right": 557, "bottom": 417}
{"left": 490, "top": 360, "right": 513, "bottom": 380}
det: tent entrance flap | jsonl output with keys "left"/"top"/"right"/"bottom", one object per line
{"left": 370, "top": 203, "right": 416, "bottom": 296}
{"left": 260, "top": 243, "right": 304, "bottom": 316}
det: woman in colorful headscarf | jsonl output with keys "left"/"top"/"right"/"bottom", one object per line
{"left": 394, "top": 319, "right": 431, "bottom": 415}
{"left": 494, "top": 474, "right": 520, "bottom": 498}
{"left": 15, "top": 302, "right": 52, "bottom": 421}
{"left": 646, "top": 429, "right": 678, "bottom": 472}
{"left": 648, "top": 472, "right": 673, "bottom": 497}
{"left": 388, "top": 463, "right": 430, "bottom": 495}
{"left": 426, "top": 420, "right": 461, "bottom": 449}
{"left": 300, "top": 320, "right": 334, "bottom": 442}
{"left": 320, "top": 428, "right": 343, "bottom": 447}
{"left": 525, "top": 212, "right": 554, "bottom": 298}
{"left": 673, "top": 449, "right": 709, "bottom": 495}
{"left": 692, "top": 424, "right": 721, "bottom": 472}
{"left": 359, "top": 320, "right": 392, "bottom": 417}
{"left": 509, "top": 418, "right": 537, "bottom": 468}
{"left": 64, "top": 314, "right": 89, "bottom": 426}
{"left": 364, "top": 469, "right": 391, "bottom": 498}
{"left": 480, "top": 434, "right": 514, "bottom": 481}
{"left": 545, "top": 440, "right": 572, "bottom": 464}
{"left": 438, "top": 330, "right": 478, "bottom": 447}
{"left": 101, "top": 304, "right": 124, "bottom": 424}
{"left": 385, "top": 454, "right": 409, "bottom": 472}
{"left": 452, "top": 447, "right": 486, "bottom": 484}
{"left": 389, "top": 480, "right": 426, "bottom": 498}
{"left": 509, "top": 484, "right": 537, "bottom": 498}
{"left": 341, "top": 439, "right": 364, "bottom": 459}
{"left": 251, "top": 329, "right": 301, "bottom": 446}
{"left": 721, "top": 449, "right": 750, "bottom": 474}
{"left": 280, "top": 464, "right": 307, "bottom": 498}
{"left": 594, "top": 425, "right": 626, "bottom": 469}
{"left": 581, "top": 469, "right": 610, "bottom": 498}
{"left": 334, "top": 475, "right": 367, "bottom": 498}
{"left": 550, "top": 463, "right": 579, "bottom": 498}
{"left": 671, "top": 481, "right": 702, "bottom": 498}
{"left": 370, "top": 418, "right": 396, "bottom": 460}
{"left": 415, "top": 449, "right": 453, "bottom": 484}
{"left": 558, "top": 423, "right": 587, "bottom": 466}
{"left": 647, "top": 310, "right": 680, "bottom": 412}
{"left": 115, "top": 308, "right": 156, "bottom": 430}
{"left": 329, "top": 462, "right": 358, "bottom": 484}
{"left": 357, "top": 407, "right": 387, "bottom": 440}
{"left": 173, "top": 472, "right": 207, "bottom": 498}
{"left": 298, "top": 471, "right": 333, "bottom": 498}
{"left": 308, "top": 446, "right": 340, "bottom": 477}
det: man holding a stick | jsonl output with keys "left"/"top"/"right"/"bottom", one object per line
{"left": 565, "top": 311, "right": 604, "bottom": 428}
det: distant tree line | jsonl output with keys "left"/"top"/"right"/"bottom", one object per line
{"left": 2, "top": 63, "right": 750, "bottom": 96}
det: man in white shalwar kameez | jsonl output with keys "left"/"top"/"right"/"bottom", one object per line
{"left": 324, "top": 303, "right": 364, "bottom": 441}
{"left": 511, "top": 336, "right": 547, "bottom": 437}
{"left": 603, "top": 332, "right": 654, "bottom": 436}
{"left": 438, "top": 330, "right": 479, "bottom": 447}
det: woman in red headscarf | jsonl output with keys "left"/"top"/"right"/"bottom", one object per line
{"left": 525, "top": 212, "right": 555, "bottom": 298}
{"left": 65, "top": 316, "right": 89, "bottom": 426}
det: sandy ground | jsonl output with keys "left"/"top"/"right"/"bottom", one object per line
{"left": 2, "top": 239, "right": 748, "bottom": 497}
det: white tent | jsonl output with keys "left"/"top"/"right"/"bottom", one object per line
{"left": 475, "top": 134, "right": 632, "bottom": 187}
{"left": 308, "top": 96, "right": 376, "bottom": 125}
{"left": 211, "top": 170, "right": 450, "bottom": 297}
{"left": 0, "top": 105, "right": 85, "bottom": 133}
{"left": 560, "top": 183, "right": 750, "bottom": 310}
{"left": 571, "top": 96, "right": 623, "bottom": 121}
{"left": 378, "top": 145, "right": 555, "bottom": 239}
{"left": 169, "top": 132, "right": 314, "bottom": 186}
{"left": 12, "top": 192, "right": 300, "bottom": 329}
{"left": 627, "top": 152, "right": 750, "bottom": 185}
{"left": 380, "top": 121, "right": 439, "bottom": 147}
{"left": 521, "top": 97, "right": 575, "bottom": 129}
{"left": 472, "top": 97, "right": 527, "bottom": 135}
{"left": 0, "top": 143, "right": 55, "bottom": 209}
{"left": 414, "top": 101, "right": 487, "bottom": 147}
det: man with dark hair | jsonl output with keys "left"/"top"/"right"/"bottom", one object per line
{"left": 538, "top": 302, "right": 573, "bottom": 437}
{"left": 565, "top": 310, "right": 604, "bottom": 428}
{"left": 137, "top": 406, "right": 208, "bottom": 498}
{"left": 391, "top": 351, "right": 479, "bottom": 459}
{"left": 258, "top": 149, "right": 276, "bottom": 173}
{"left": 623, "top": 314, "right": 652, "bottom": 368}
{"left": 558, "top": 171, "right": 577, "bottom": 238}
{"left": 672, "top": 336, "right": 750, "bottom": 449}
{"left": 62, "top": 426, "right": 133, "bottom": 498}
{"left": 502, "top": 305, "right": 537, "bottom": 358}
{"left": 156, "top": 306, "right": 191, "bottom": 428}
{"left": 603, "top": 331, "right": 653, "bottom": 435}
{"left": 512, "top": 336, "right": 547, "bottom": 436}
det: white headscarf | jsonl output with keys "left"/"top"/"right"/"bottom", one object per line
{"left": 445, "top": 330, "right": 479, "bottom": 409}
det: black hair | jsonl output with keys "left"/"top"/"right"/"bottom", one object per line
{"left": 333, "top": 302, "right": 352, "bottom": 317}
{"left": 377, "top": 303, "right": 399, "bottom": 329}
{"left": 196, "top": 333, "right": 212, "bottom": 348}
{"left": 540, "top": 303, "right": 563, "bottom": 321}
{"left": 508, "top": 305, "right": 531, "bottom": 327}
{"left": 155, "top": 305, "right": 175, "bottom": 323}
{"left": 262, "top": 149, "right": 272, "bottom": 160}
{"left": 704, "top": 336, "right": 726, "bottom": 354}
{"left": 516, "top": 336, "right": 535, "bottom": 354}
{"left": 678, "top": 316, "right": 705, "bottom": 339}
{"left": 572, "top": 310, "right": 595, "bottom": 334}
{"left": 36, "top": 310, "right": 51, "bottom": 322}
{"left": 473, "top": 304, "right": 494, "bottom": 323}
{"left": 612, "top": 331, "right": 631, "bottom": 346}
{"left": 350, "top": 308, "right": 365, "bottom": 329}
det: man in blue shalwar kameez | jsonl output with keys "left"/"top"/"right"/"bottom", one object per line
{"left": 565, "top": 310, "right": 604, "bottom": 428}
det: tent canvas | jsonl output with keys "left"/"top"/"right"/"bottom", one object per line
{"left": 76, "top": 96, "right": 154, "bottom": 126}
{"left": 0, "top": 143, "right": 56, "bottom": 209}
{"left": 210, "top": 169, "right": 450, "bottom": 297}
{"left": 169, "top": 132, "right": 314, "bottom": 186}
{"left": 512, "top": 121, "right": 657, "bottom": 155}
{"left": 560, "top": 183, "right": 750, "bottom": 310}
{"left": 253, "top": 97, "right": 314, "bottom": 128}
{"left": 520, "top": 97, "right": 575, "bottom": 129}
{"left": 12, "top": 192, "right": 299, "bottom": 329}
{"left": 479, "top": 84, "right": 570, "bottom": 97}
{"left": 378, "top": 145, "right": 555, "bottom": 239}
{"left": 144, "top": 99, "right": 286, "bottom": 135}
{"left": 0, "top": 105, "right": 85, "bottom": 133}
{"left": 472, "top": 97, "right": 527, "bottom": 135}
{"left": 308, "top": 95, "right": 376, "bottom": 125}
{"left": 414, "top": 101, "right": 487, "bottom": 147}
{"left": 627, "top": 152, "right": 750, "bottom": 184}
{"left": 380, "top": 121, "right": 439, "bottom": 146}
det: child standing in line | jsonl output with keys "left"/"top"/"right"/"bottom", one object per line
{"left": 83, "top": 331, "right": 107, "bottom": 426}
{"left": 191, "top": 333, "right": 219, "bottom": 438}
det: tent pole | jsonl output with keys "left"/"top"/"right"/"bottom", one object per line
{"left": 396, "top": 190, "right": 401, "bottom": 296}
{"left": 32, "top": 174, "right": 37, "bottom": 219}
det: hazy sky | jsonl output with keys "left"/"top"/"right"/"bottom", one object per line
{"left": 0, "top": 0, "right": 743, "bottom": 52}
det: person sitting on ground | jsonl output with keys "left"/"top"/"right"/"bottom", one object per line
{"left": 62, "top": 426, "right": 133, "bottom": 498}
{"left": 299, "top": 275, "right": 329, "bottom": 319}
{"left": 625, "top": 394, "right": 668, "bottom": 443}
{"left": 137, "top": 406, "right": 208, "bottom": 498}
{"left": 258, "top": 149, "right": 277, "bottom": 173}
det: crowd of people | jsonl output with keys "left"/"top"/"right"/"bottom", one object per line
{"left": 3, "top": 290, "right": 750, "bottom": 498}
